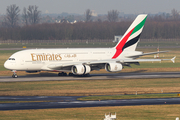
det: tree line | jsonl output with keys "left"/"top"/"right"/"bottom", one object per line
{"left": 1, "top": 20, "right": 180, "bottom": 40}
{"left": 0, "top": 4, "right": 180, "bottom": 40}
{"left": 2, "top": 4, "right": 119, "bottom": 27}
{"left": 2, "top": 4, "right": 41, "bottom": 27}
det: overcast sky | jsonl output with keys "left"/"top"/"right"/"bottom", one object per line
{"left": 0, "top": 0, "right": 180, "bottom": 15}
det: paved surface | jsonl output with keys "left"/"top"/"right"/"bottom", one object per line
{"left": 1, "top": 72, "right": 180, "bottom": 110}
{"left": 0, "top": 72, "right": 180, "bottom": 82}
{"left": 0, "top": 96, "right": 180, "bottom": 110}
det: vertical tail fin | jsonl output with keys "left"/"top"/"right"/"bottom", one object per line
{"left": 112, "top": 14, "right": 147, "bottom": 59}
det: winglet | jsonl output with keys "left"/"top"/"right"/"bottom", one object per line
{"left": 171, "top": 56, "right": 176, "bottom": 63}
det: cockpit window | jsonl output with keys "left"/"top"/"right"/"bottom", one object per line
{"left": 8, "top": 58, "right": 15, "bottom": 60}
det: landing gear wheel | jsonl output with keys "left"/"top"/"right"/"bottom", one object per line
{"left": 83, "top": 73, "right": 90, "bottom": 77}
{"left": 12, "top": 74, "right": 18, "bottom": 78}
{"left": 11, "top": 70, "right": 18, "bottom": 78}
{"left": 81, "top": 73, "right": 90, "bottom": 77}
{"left": 69, "top": 73, "right": 74, "bottom": 76}
{"left": 58, "top": 72, "right": 67, "bottom": 76}
{"left": 58, "top": 73, "right": 61, "bottom": 76}
{"left": 62, "top": 73, "right": 67, "bottom": 76}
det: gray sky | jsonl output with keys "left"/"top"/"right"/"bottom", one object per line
{"left": 0, "top": 0, "right": 179, "bottom": 15}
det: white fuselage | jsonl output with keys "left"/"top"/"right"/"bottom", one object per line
{"left": 4, "top": 48, "right": 139, "bottom": 71}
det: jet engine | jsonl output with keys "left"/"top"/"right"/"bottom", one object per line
{"left": 105, "top": 63, "right": 123, "bottom": 72}
{"left": 71, "top": 65, "right": 91, "bottom": 75}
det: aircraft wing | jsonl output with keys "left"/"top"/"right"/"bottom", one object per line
{"left": 126, "top": 51, "right": 169, "bottom": 58}
{"left": 47, "top": 56, "right": 176, "bottom": 70}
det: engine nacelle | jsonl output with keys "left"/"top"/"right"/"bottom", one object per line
{"left": 71, "top": 65, "right": 91, "bottom": 75}
{"left": 105, "top": 63, "right": 123, "bottom": 72}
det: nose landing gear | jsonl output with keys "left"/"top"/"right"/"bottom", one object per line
{"left": 12, "top": 70, "right": 18, "bottom": 78}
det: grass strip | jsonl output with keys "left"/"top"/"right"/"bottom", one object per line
{"left": 0, "top": 78, "right": 180, "bottom": 96}
{"left": 0, "top": 105, "right": 180, "bottom": 119}
{"left": 77, "top": 94, "right": 180, "bottom": 101}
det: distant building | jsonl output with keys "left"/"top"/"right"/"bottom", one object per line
{"left": 45, "top": 10, "right": 49, "bottom": 14}
{"left": 55, "top": 19, "right": 69, "bottom": 23}
{"left": 113, "top": 35, "right": 122, "bottom": 42}
{"left": 91, "top": 10, "right": 98, "bottom": 17}
{"left": 70, "top": 20, "right": 77, "bottom": 24}
{"left": 56, "top": 19, "right": 77, "bottom": 24}
{"left": 60, "top": 19, "right": 69, "bottom": 23}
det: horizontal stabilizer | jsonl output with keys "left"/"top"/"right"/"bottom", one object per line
{"left": 171, "top": 56, "right": 176, "bottom": 63}
{"left": 162, "top": 56, "right": 176, "bottom": 63}
{"left": 122, "top": 56, "right": 176, "bottom": 63}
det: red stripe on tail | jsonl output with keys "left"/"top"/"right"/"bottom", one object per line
{"left": 112, "top": 28, "right": 135, "bottom": 59}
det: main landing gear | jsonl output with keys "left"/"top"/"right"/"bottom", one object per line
{"left": 58, "top": 72, "right": 74, "bottom": 76}
{"left": 58, "top": 72, "right": 67, "bottom": 76}
{"left": 58, "top": 72, "right": 90, "bottom": 77}
{"left": 12, "top": 70, "right": 18, "bottom": 78}
{"left": 68, "top": 73, "right": 74, "bottom": 76}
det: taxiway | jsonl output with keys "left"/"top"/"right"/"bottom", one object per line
{"left": 0, "top": 96, "right": 180, "bottom": 110}
{"left": 0, "top": 72, "right": 180, "bottom": 82}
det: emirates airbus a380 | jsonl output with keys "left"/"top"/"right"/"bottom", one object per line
{"left": 4, "top": 14, "right": 175, "bottom": 78}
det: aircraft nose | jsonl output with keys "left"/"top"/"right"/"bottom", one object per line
{"left": 4, "top": 60, "right": 11, "bottom": 70}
